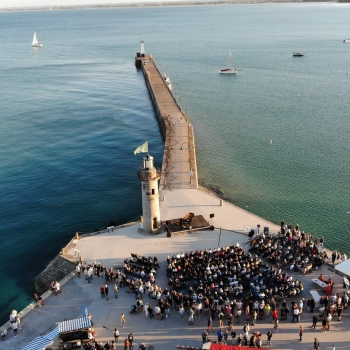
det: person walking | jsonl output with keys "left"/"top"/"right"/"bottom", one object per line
{"left": 267, "top": 331, "right": 272, "bottom": 346}
{"left": 114, "top": 284, "right": 119, "bottom": 298}
{"left": 337, "top": 303, "right": 343, "bottom": 321}
{"left": 299, "top": 326, "right": 304, "bottom": 341}
{"left": 310, "top": 298, "right": 315, "bottom": 313}
{"left": 219, "top": 311, "right": 224, "bottom": 328}
{"left": 12, "top": 322, "right": 18, "bottom": 337}
{"left": 155, "top": 305, "right": 161, "bottom": 321}
{"left": 235, "top": 308, "right": 242, "bottom": 323}
{"left": 229, "top": 328, "right": 235, "bottom": 344}
{"left": 271, "top": 309, "right": 278, "bottom": 322}
{"left": 217, "top": 328, "right": 223, "bottom": 343}
{"left": 321, "top": 317, "right": 327, "bottom": 332}
{"left": 114, "top": 328, "right": 119, "bottom": 342}
{"left": 207, "top": 316, "right": 214, "bottom": 333}
{"left": 243, "top": 322, "right": 250, "bottom": 335}
{"left": 121, "top": 313, "right": 126, "bottom": 328}
{"left": 291, "top": 308, "right": 299, "bottom": 323}
{"left": 252, "top": 309, "right": 257, "bottom": 326}
{"left": 314, "top": 337, "right": 320, "bottom": 350}
{"left": 128, "top": 333, "right": 134, "bottom": 347}
{"left": 15, "top": 315, "right": 21, "bottom": 330}
{"left": 144, "top": 303, "right": 149, "bottom": 317}
{"left": 189, "top": 307, "right": 195, "bottom": 325}
{"left": 327, "top": 314, "right": 332, "bottom": 331}
{"left": 100, "top": 285, "right": 105, "bottom": 298}
{"left": 312, "top": 315, "right": 318, "bottom": 330}
{"left": 179, "top": 305, "right": 185, "bottom": 320}
{"left": 273, "top": 318, "right": 279, "bottom": 332}
{"left": 148, "top": 304, "right": 154, "bottom": 319}
{"left": 124, "top": 338, "right": 131, "bottom": 350}
{"left": 224, "top": 329, "right": 228, "bottom": 344}
{"left": 202, "top": 330, "right": 208, "bottom": 344}
{"left": 105, "top": 285, "right": 109, "bottom": 300}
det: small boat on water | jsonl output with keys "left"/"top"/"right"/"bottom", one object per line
{"left": 344, "top": 39, "right": 350, "bottom": 43}
{"left": 293, "top": 45, "right": 305, "bottom": 57}
{"left": 220, "top": 51, "right": 238, "bottom": 74}
{"left": 32, "top": 32, "right": 43, "bottom": 47}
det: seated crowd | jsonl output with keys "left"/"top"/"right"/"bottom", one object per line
{"left": 166, "top": 240, "right": 303, "bottom": 305}
{"left": 251, "top": 223, "right": 327, "bottom": 274}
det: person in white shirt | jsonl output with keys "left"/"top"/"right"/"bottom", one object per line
{"left": 12, "top": 322, "right": 18, "bottom": 337}
{"left": 55, "top": 281, "right": 61, "bottom": 295}
{"left": 179, "top": 305, "right": 185, "bottom": 320}
{"left": 75, "top": 264, "right": 81, "bottom": 277}
{"left": 291, "top": 308, "right": 299, "bottom": 323}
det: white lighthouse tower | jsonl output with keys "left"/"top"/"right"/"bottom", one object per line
{"left": 137, "top": 154, "right": 161, "bottom": 233}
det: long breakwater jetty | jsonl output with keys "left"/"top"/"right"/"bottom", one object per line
{"left": 135, "top": 48, "right": 198, "bottom": 192}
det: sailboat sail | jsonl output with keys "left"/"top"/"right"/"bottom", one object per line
{"left": 220, "top": 51, "right": 238, "bottom": 74}
{"left": 32, "top": 32, "right": 38, "bottom": 46}
{"left": 32, "top": 32, "right": 43, "bottom": 47}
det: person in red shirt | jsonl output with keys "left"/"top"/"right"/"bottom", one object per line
{"left": 100, "top": 285, "right": 105, "bottom": 298}
{"left": 272, "top": 308, "right": 278, "bottom": 321}
{"left": 124, "top": 338, "right": 131, "bottom": 350}
{"left": 318, "top": 274, "right": 324, "bottom": 282}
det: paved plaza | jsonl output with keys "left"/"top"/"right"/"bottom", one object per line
{"left": 2, "top": 222, "right": 350, "bottom": 350}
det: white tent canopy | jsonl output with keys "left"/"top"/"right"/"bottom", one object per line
{"left": 335, "top": 259, "right": 350, "bottom": 278}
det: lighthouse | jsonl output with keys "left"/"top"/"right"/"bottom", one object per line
{"left": 137, "top": 154, "right": 161, "bottom": 233}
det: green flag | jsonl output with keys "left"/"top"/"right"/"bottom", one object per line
{"left": 133, "top": 141, "right": 148, "bottom": 155}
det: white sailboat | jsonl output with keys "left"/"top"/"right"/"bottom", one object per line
{"left": 293, "top": 45, "right": 305, "bottom": 57}
{"left": 220, "top": 51, "right": 238, "bottom": 74}
{"left": 32, "top": 32, "right": 43, "bottom": 48}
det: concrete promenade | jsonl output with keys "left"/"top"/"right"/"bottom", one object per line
{"left": 3, "top": 219, "right": 350, "bottom": 350}
{"left": 139, "top": 56, "right": 198, "bottom": 192}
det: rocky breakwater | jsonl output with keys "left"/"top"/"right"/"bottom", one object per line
{"left": 35, "top": 240, "right": 77, "bottom": 294}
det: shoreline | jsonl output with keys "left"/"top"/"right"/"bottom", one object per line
{"left": 0, "top": 0, "right": 341, "bottom": 13}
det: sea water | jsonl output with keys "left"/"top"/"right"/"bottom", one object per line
{"left": 0, "top": 3, "right": 349, "bottom": 324}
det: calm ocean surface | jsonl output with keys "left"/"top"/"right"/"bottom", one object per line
{"left": 0, "top": 3, "right": 349, "bottom": 324}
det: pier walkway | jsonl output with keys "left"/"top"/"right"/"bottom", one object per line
{"left": 137, "top": 55, "right": 198, "bottom": 192}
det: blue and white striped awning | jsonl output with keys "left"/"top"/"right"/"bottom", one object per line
{"left": 21, "top": 326, "right": 59, "bottom": 350}
{"left": 42, "top": 326, "right": 59, "bottom": 340}
{"left": 21, "top": 337, "right": 53, "bottom": 350}
{"left": 57, "top": 316, "right": 91, "bottom": 333}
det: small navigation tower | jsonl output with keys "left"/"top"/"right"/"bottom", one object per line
{"left": 137, "top": 154, "right": 161, "bottom": 233}
{"left": 140, "top": 39, "right": 145, "bottom": 56}
{"left": 135, "top": 39, "right": 146, "bottom": 68}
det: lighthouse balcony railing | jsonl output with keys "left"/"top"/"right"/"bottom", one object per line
{"left": 137, "top": 168, "right": 161, "bottom": 181}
